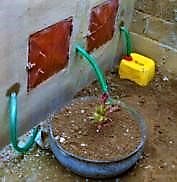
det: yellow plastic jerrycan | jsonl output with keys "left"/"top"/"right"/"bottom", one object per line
{"left": 119, "top": 53, "right": 155, "bottom": 86}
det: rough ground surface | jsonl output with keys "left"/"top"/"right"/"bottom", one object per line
{"left": 0, "top": 71, "right": 177, "bottom": 182}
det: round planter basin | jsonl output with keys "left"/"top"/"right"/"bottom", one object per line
{"left": 49, "top": 97, "right": 147, "bottom": 179}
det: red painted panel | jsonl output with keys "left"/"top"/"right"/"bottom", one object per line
{"left": 28, "top": 17, "right": 73, "bottom": 91}
{"left": 87, "top": 0, "right": 119, "bottom": 52}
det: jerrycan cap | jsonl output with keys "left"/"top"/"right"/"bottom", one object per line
{"left": 123, "top": 56, "right": 133, "bottom": 61}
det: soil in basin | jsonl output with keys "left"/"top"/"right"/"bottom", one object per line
{"left": 52, "top": 97, "right": 141, "bottom": 161}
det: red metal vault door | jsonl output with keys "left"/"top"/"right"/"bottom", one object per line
{"left": 28, "top": 17, "right": 73, "bottom": 91}
{"left": 87, "top": 0, "right": 119, "bottom": 52}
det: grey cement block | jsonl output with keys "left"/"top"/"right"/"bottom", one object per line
{"left": 135, "top": 0, "right": 177, "bottom": 23}
{"left": 130, "top": 10, "right": 177, "bottom": 49}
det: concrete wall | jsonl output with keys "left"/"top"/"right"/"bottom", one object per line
{"left": 0, "top": 0, "right": 136, "bottom": 148}
{"left": 130, "top": 0, "right": 177, "bottom": 78}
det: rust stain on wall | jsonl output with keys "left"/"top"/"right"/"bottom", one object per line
{"left": 87, "top": 0, "right": 119, "bottom": 52}
{"left": 28, "top": 17, "right": 73, "bottom": 91}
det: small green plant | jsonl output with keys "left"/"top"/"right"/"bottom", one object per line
{"left": 93, "top": 103, "right": 108, "bottom": 123}
{"left": 92, "top": 93, "right": 120, "bottom": 132}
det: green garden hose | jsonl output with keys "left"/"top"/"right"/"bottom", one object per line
{"left": 75, "top": 45, "right": 109, "bottom": 95}
{"left": 9, "top": 93, "right": 39, "bottom": 153}
{"left": 75, "top": 45, "right": 116, "bottom": 105}
{"left": 120, "top": 26, "right": 132, "bottom": 56}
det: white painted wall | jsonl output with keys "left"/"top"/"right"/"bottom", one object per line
{"left": 0, "top": 0, "right": 136, "bottom": 148}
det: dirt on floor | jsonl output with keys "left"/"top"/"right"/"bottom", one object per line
{"left": 77, "top": 71, "right": 177, "bottom": 181}
{"left": 0, "top": 70, "right": 177, "bottom": 182}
